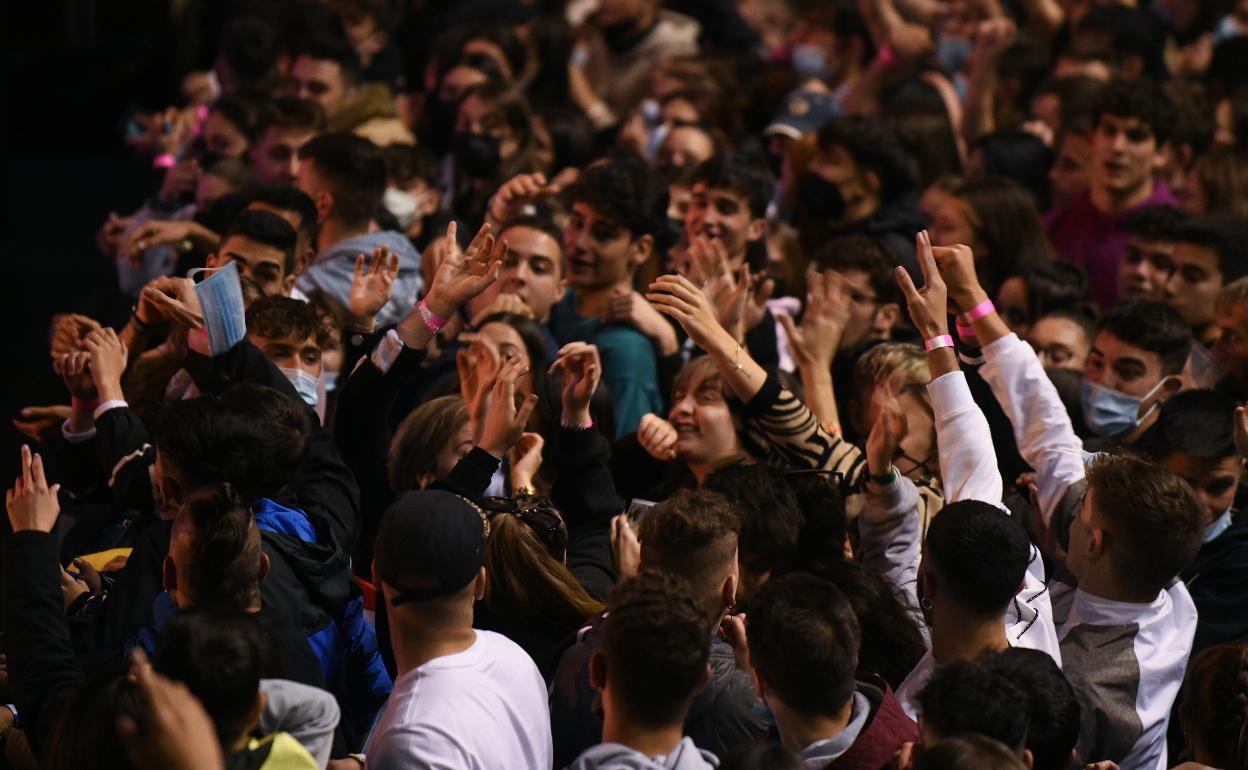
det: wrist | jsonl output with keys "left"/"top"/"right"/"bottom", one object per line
{"left": 562, "top": 408, "right": 593, "bottom": 429}
{"left": 96, "top": 382, "right": 125, "bottom": 403}
{"left": 654, "top": 325, "right": 679, "bottom": 357}
{"left": 423, "top": 291, "right": 455, "bottom": 322}
{"left": 346, "top": 314, "right": 377, "bottom": 333}
{"left": 868, "top": 466, "right": 899, "bottom": 486}
{"left": 954, "top": 287, "right": 990, "bottom": 314}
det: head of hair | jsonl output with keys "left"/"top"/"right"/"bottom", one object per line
{"left": 811, "top": 235, "right": 903, "bottom": 306}
{"left": 688, "top": 152, "right": 774, "bottom": 219}
{"left": 1076, "top": 5, "right": 1166, "bottom": 80}
{"left": 247, "top": 184, "right": 317, "bottom": 246}
{"left": 1191, "top": 146, "right": 1248, "bottom": 221}
{"left": 1218, "top": 276, "right": 1248, "bottom": 315}
{"left": 1177, "top": 213, "right": 1248, "bottom": 285}
{"left": 292, "top": 32, "right": 361, "bottom": 84}
{"left": 384, "top": 143, "right": 440, "bottom": 187}
{"left": 297, "top": 132, "right": 386, "bottom": 230}
{"left": 220, "top": 207, "right": 299, "bottom": 274}
{"left": 952, "top": 177, "right": 1053, "bottom": 295}
{"left": 1093, "top": 78, "right": 1176, "bottom": 147}
{"left": 600, "top": 570, "right": 711, "bottom": 727}
{"left": 918, "top": 658, "right": 1031, "bottom": 750}
{"left": 981, "top": 649, "right": 1081, "bottom": 770}
{"left": 895, "top": 109, "right": 963, "bottom": 189}
{"left": 460, "top": 83, "right": 537, "bottom": 179}
{"left": 1035, "top": 76, "right": 1107, "bottom": 132}
{"left": 1084, "top": 453, "right": 1205, "bottom": 595}
{"left": 1125, "top": 204, "right": 1190, "bottom": 241}
{"left": 566, "top": 156, "right": 660, "bottom": 239}
{"left": 178, "top": 483, "right": 264, "bottom": 610}
{"left": 484, "top": 505, "right": 604, "bottom": 626}
{"left": 1098, "top": 299, "right": 1194, "bottom": 375}
{"left": 703, "top": 463, "right": 803, "bottom": 578}
{"left": 209, "top": 94, "right": 264, "bottom": 145}
{"left": 256, "top": 96, "right": 326, "bottom": 135}
{"left": 853, "top": 342, "right": 930, "bottom": 396}
{"left": 474, "top": 312, "right": 553, "bottom": 374}
{"left": 638, "top": 488, "right": 740, "bottom": 621}
{"left": 786, "top": 472, "right": 849, "bottom": 569}
{"left": 151, "top": 384, "right": 312, "bottom": 501}
{"left": 43, "top": 662, "right": 140, "bottom": 770}
{"left": 499, "top": 213, "right": 566, "bottom": 262}
{"left": 972, "top": 131, "right": 1054, "bottom": 211}
{"left": 745, "top": 573, "right": 861, "bottom": 716}
{"left": 216, "top": 16, "right": 278, "bottom": 88}
{"left": 913, "top": 735, "right": 1030, "bottom": 770}
{"left": 154, "top": 607, "right": 275, "bottom": 747}
{"left": 719, "top": 743, "right": 806, "bottom": 770}
{"left": 1139, "top": 389, "right": 1238, "bottom": 463}
{"left": 246, "top": 294, "right": 325, "bottom": 348}
{"left": 1164, "top": 79, "right": 1217, "bottom": 159}
{"left": 804, "top": 558, "right": 926, "bottom": 690}
{"left": 202, "top": 156, "right": 254, "bottom": 190}
{"left": 924, "top": 500, "right": 1032, "bottom": 617}
{"left": 1035, "top": 307, "right": 1099, "bottom": 350}
{"left": 1179, "top": 640, "right": 1248, "bottom": 770}
{"left": 388, "top": 395, "right": 470, "bottom": 492}
{"left": 1018, "top": 260, "right": 1091, "bottom": 323}
{"left": 817, "top": 116, "right": 917, "bottom": 203}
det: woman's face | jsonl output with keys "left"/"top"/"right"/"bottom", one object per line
{"left": 996, "top": 276, "right": 1031, "bottom": 336}
{"left": 432, "top": 421, "right": 476, "bottom": 484}
{"left": 668, "top": 368, "right": 742, "bottom": 467}
{"left": 929, "top": 195, "right": 979, "bottom": 254}
{"left": 439, "top": 65, "right": 489, "bottom": 103}
{"left": 478, "top": 321, "right": 534, "bottom": 396}
{"left": 455, "top": 94, "right": 518, "bottom": 161}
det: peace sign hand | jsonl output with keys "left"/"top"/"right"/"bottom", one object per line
{"left": 894, "top": 231, "right": 950, "bottom": 341}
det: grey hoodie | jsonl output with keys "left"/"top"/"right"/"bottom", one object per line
{"left": 565, "top": 738, "right": 720, "bottom": 770}
{"left": 295, "top": 230, "right": 423, "bottom": 327}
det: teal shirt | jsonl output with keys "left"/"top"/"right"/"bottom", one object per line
{"left": 549, "top": 294, "right": 663, "bottom": 437}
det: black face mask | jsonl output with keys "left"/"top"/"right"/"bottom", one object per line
{"left": 453, "top": 132, "right": 502, "bottom": 178}
{"left": 796, "top": 171, "right": 847, "bottom": 222}
{"left": 601, "top": 18, "right": 644, "bottom": 52}
{"left": 425, "top": 99, "right": 459, "bottom": 155}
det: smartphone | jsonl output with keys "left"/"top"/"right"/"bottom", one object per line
{"left": 627, "top": 498, "right": 656, "bottom": 524}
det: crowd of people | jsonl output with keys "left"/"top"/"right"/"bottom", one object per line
{"left": 8, "top": 0, "right": 1248, "bottom": 768}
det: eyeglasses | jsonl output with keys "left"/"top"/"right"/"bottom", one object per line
{"left": 481, "top": 496, "right": 568, "bottom": 558}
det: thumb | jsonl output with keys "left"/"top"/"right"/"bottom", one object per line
{"left": 894, "top": 266, "right": 921, "bottom": 303}
{"left": 776, "top": 312, "right": 799, "bottom": 342}
{"left": 755, "top": 278, "right": 775, "bottom": 307}
{"left": 516, "top": 393, "right": 539, "bottom": 426}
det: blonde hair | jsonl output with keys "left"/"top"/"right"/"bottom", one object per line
{"left": 1216, "top": 276, "right": 1248, "bottom": 315}
{"left": 484, "top": 513, "right": 604, "bottom": 624}
{"left": 853, "top": 343, "right": 931, "bottom": 396}
{"left": 387, "top": 395, "right": 469, "bottom": 492}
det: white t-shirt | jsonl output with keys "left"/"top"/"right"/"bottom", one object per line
{"left": 364, "top": 630, "right": 553, "bottom": 770}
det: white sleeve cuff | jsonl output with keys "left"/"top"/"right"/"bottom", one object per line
{"left": 61, "top": 420, "right": 97, "bottom": 444}
{"left": 369, "top": 329, "right": 405, "bottom": 374}
{"left": 93, "top": 400, "right": 129, "bottom": 420}
{"left": 927, "top": 370, "right": 977, "bottom": 417}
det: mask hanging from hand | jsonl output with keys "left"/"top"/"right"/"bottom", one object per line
{"left": 188, "top": 261, "right": 247, "bottom": 356}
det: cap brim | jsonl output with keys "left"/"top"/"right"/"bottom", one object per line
{"left": 763, "top": 123, "right": 803, "bottom": 140}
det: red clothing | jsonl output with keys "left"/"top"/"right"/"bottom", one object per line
{"left": 826, "top": 676, "right": 919, "bottom": 770}
{"left": 1044, "top": 182, "right": 1177, "bottom": 309}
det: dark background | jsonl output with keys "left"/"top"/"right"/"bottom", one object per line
{"left": 3, "top": 1, "right": 237, "bottom": 476}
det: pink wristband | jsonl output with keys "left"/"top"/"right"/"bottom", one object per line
{"left": 964, "top": 298, "right": 996, "bottom": 322}
{"left": 876, "top": 45, "right": 897, "bottom": 67}
{"left": 153, "top": 153, "right": 176, "bottom": 169}
{"left": 419, "top": 299, "right": 447, "bottom": 334}
{"left": 925, "top": 334, "right": 955, "bottom": 352}
{"left": 561, "top": 417, "right": 594, "bottom": 430}
{"left": 71, "top": 396, "right": 100, "bottom": 412}
{"left": 955, "top": 322, "right": 977, "bottom": 340}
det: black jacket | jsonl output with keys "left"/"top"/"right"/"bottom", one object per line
{"left": 1181, "top": 509, "right": 1248, "bottom": 654}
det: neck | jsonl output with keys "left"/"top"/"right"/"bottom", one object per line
{"left": 689, "top": 451, "right": 746, "bottom": 486}
{"left": 839, "top": 196, "right": 880, "bottom": 226}
{"left": 601, "top": 710, "right": 685, "bottom": 758}
{"left": 316, "top": 217, "right": 368, "bottom": 253}
{"left": 930, "top": 606, "right": 1008, "bottom": 664}
{"left": 1090, "top": 177, "right": 1154, "bottom": 216}
{"left": 575, "top": 280, "right": 634, "bottom": 319}
{"left": 389, "top": 606, "right": 478, "bottom": 676}
{"left": 775, "top": 698, "right": 855, "bottom": 755}
{"left": 1075, "top": 568, "right": 1160, "bottom": 605}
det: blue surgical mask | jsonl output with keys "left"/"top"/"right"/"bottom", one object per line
{"left": 189, "top": 261, "right": 247, "bottom": 356}
{"left": 934, "top": 36, "right": 973, "bottom": 75}
{"left": 279, "top": 366, "right": 320, "bottom": 407}
{"left": 791, "top": 43, "right": 836, "bottom": 81}
{"left": 1080, "top": 377, "right": 1166, "bottom": 437}
{"left": 1204, "top": 508, "right": 1234, "bottom": 543}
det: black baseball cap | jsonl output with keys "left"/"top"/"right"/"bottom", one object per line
{"left": 374, "top": 489, "right": 488, "bottom": 605}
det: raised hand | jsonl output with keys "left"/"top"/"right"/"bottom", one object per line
{"left": 12, "top": 405, "right": 72, "bottom": 444}
{"left": 548, "top": 341, "right": 602, "bottom": 425}
{"left": 53, "top": 351, "right": 97, "bottom": 401}
{"left": 121, "top": 219, "right": 196, "bottom": 268}
{"left": 456, "top": 334, "right": 503, "bottom": 435}
{"left": 865, "top": 393, "right": 908, "bottom": 480}
{"left": 894, "top": 231, "right": 950, "bottom": 340}
{"left": 610, "top": 514, "right": 641, "bottom": 579}
{"left": 425, "top": 222, "right": 508, "bottom": 320}
{"left": 509, "top": 432, "right": 545, "bottom": 493}
{"left": 50, "top": 314, "right": 102, "bottom": 358}
{"left": 97, "top": 212, "right": 134, "bottom": 259}
{"left": 606, "top": 291, "right": 678, "bottom": 355}
{"left": 637, "top": 413, "right": 678, "bottom": 461}
{"left": 778, "top": 269, "right": 852, "bottom": 371}
{"left": 139, "top": 277, "right": 204, "bottom": 330}
{"left": 646, "top": 273, "right": 732, "bottom": 355}
{"left": 117, "top": 650, "right": 225, "bottom": 770}
{"left": 478, "top": 358, "right": 540, "bottom": 459}
{"left": 348, "top": 244, "right": 400, "bottom": 330}
{"left": 928, "top": 240, "right": 986, "bottom": 313}
{"left": 475, "top": 292, "right": 534, "bottom": 321}
{"left": 487, "top": 172, "right": 559, "bottom": 225}
{"left": 83, "top": 327, "right": 129, "bottom": 403}
{"left": 6, "top": 445, "right": 61, "bottom": 533}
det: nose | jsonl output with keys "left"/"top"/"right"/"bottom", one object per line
{"left": 287, "top": 155, "right": 300, "bottom": 182}
{"left": 670, "top": 395, "right": 694, "bottom": 420}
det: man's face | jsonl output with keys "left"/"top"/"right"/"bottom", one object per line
{"left": 1119, "top": 236, "right": 1175, "bottom": 300}
{"left": 247, "top": 201, "right": 313, "bottom": 280}
{"left": 806, "top": 144, "right": 873, "bottom": 223}
{"left": 1027, "top": 316, "right": 1092, "bottom": 371}
{"left": 498, "top": 225, "right": 566, "bottom": 323}
{"left": 1160, "top": 451, "right": 1240, "bottom": 528}
{"left": 1065, "top": 488, "right": 1101, "bottom": 583}
{"left": 1084, "top": 330, "right": 1168, "bottom": 397}
{"left": 656, "top": 127, "right": 716, "bottom": 172}
{"left": 288, "top": 56, "right": 348, "bottom": 118}
{"left": 1164, "top": 242, "right": 1223, "bottom": 330}
{"left": 563, "top": 201, "right": 645, "bottom": 291}
{"left": 207, "top": 235, "right": 288, "bottom": 297}
{"left": 685, "top": 183, "right": 762, "bottom": 269}
{"left": 1091, "top": 114, "right": 1164, "bottom": 197}
{"left": 249, "top": 329, "right": 322, "bottom": 380}
{"left": 1211, "top": 299, "right": 1248, "bottom": 394}
{"left": 250, "top": 126, "right": 317, "bottom": 186}
{"left": 835, "top": 268, "right": 891, "bottom": 351}
{"left": 202, "top": 111, "right": 251, "bottom": 159}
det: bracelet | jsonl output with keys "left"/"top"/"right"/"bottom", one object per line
{"left": 964, "top": 298, "right": 996, "bottom": 323}
{"left": 153, "top": 153, "right": 176, "bottom": 169}
{"left": 131, "top": 307, "right": 161, "bottom": 331}
{"left": 71, "top": 396, "right": 100, "bottom": 412}
{"left": 925, "top": 334, "right": 955, "bottom": 352}
{"left": 869, "top": 467, "right": 898, "bottom": 486}
{"left": 418, "top": 299, "right": 447, "bottom": 334}
{"left": 955, "top": 322, "right": 976, "bottom": 340}
{"left": 876, "top": 45, "right": 897, "bottom": 67}
{"left": 733, "top": 343, "right": 751, "bottom": 378}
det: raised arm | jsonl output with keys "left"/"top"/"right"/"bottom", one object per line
{"left": 933, "top": 238, "right": 1086, "bottom": 550}
{"left": 895, "top": 232, "right": 1003, "bottom": 505}
{"left": 776, "top": 269, "right": 852, "bottom": 435}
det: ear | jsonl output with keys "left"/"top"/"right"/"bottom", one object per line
{"left": 474, "top": 566, "right": 487, "bottom": 601}
{"left": 160, "top": 476, "right": 184, "bottom": 510}
{"left": 1088, "top": 526, "right": 1106, "bottom": 560}
{"left": 162, "top": 555, "right": 177, "bottom": 596}
{"left": 314, "top": 190, "right": 334, "bottom": 222}
{"left": 862, "top": 169, "right": 882, "bottom": 197}
{"left": 746, "top": 216, "right": 766, "bottom": 243}
{"left": 258, "top": 551, "right": 271, "bottom": 584}
{"left": 589, "top": 650, "right": 607, "bottom": 691}
{"left": 722, "top": 571, "right": 739, "bottom": 612}
{"left": 1152, "top": 142, "right": 1172, "bottom": 175}
{"left": 1022, "top": 748, "right": 1035, "bottom": 769}
{"left": 553, "top": 277, "right": 569, "bottom": 305}
{"left": 629, "top": 233, "right": 655, "bottom": 269}
{"left": 874, "top": 303, "right": 900, "bottom": 334}
{"left": 1156, "top": 374, "right": 1183, "bottom": 404}
{"left": 282, "top": 273, "right": 298, "bottom": 297}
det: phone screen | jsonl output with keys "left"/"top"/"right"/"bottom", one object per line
{"left": 627, "top": 498, "right": 656, "bottom": 524}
